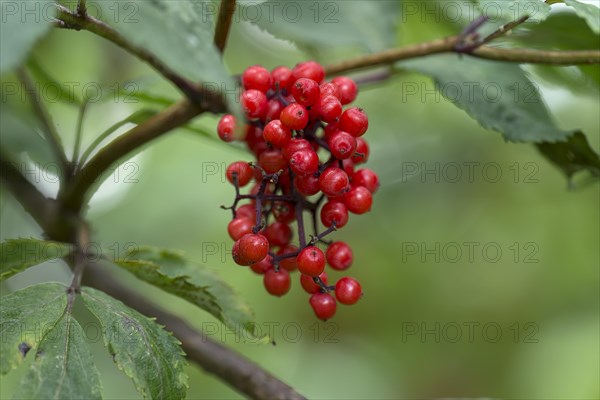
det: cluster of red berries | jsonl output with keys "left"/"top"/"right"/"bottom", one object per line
{"left": 217, "top": 61, "right": 379, "bottom": 320}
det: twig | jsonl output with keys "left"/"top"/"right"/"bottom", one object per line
{"left": 71, "top": 99, "right": 89, "bottom": 167}
{"left": 214, "top": 0, "right": 237, "bottom": 53}
{"left": 81, "top": 263, "right": 306, "bottom": 400}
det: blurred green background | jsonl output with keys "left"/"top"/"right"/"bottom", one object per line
{"left": 1, "top": 1, "right": 599, "bottom": 399}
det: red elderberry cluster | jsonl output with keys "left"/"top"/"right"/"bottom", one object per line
{"left": 218, "top": 61, "right": 380, "bottom": 320}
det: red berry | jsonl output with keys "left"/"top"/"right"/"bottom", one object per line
{"left": 264, "top": 268, "right": 291, "bottom": 296}
{"left": 235, "top": 204, "right": 256, "bottom": 222}
{"left": 319, "top": 83, "right": 341, "bottom": 100}
{"left": 326, "top": 242, "right": 353, "bottom": 270}
{"left": 344, "top": 186, "right": 372, "bottom": 214}
{"left": 320, "top": 201, "right": 349, "bottom": 229}
{"left": 335, "top": 277, "right": 362, "bottom": 305}
{"left": 242, "top": 65, "right": 272, "bottom": 93}
{"left": 280, "top": 103, "right": 309, "bottom": 130}
{"left": 228, "top": 218, "right": 254, "bottom": 241}
{"left": 232, "top": 239, "right": 251, "bottom": 266}
{"left": 226, "top": 162, "right": 253, "bottom": 186}
{"left": 297, "top": 246, "right": 326, "bottom": 276}
{"left": 237, "top": 233, "right": 269, "bottom": 264}
{"left": 294, "top": 173, "right": 320, "bottom": 196}
{"left": 263, "top": 222, "right": 292, "bottom": 247}
{"left": 317, "top": 96, "right": 343, "bottom": 123}
{"left": 266, "top": 99, "right": 284, "bottom": 122}
{"left": 309, "top": 293, "right": 336, "bottom": 320}
{"left": 340, "top": 107, "right": 368, "bottom": 137}
{"left": 328, "top": 130, "right": 357, "bottom": 160}
{"left": 319, "top": 167, "right": 350, "bottom": 197}
{"left": 251, "top": 255, "right": 273, "bottom": 274}
{"left": 352, "top": 168, "right": 380, "bottom": 193}
{"left": 352, "top": 138, "right": 369, "bottom": 164}
{"left": 282, "top": 138, "right": 312, "bottom": 160}
{"left": 241, "top": 89, "right": 268, "bottom": 120}
{"left": 331, "top": 76, "right": 358, "bottom": 105}
{"left": 271, "top": 66, "right": 294, "bottom": 91}
{"left": 217, "top": 114, "right": 236, "bottom": 142}
{"left": 341, "top": 158, "right": 355, "bottom": 176}
{"left": 300, "top": 272, "right": 328, "bottom": 294}
{"left": 290, "top": 149, "right": 319, "bottom": 177}
{"left": 292, "top": 61, "right": 325, "bottom": 83}
{"left": 292, "top": 78, "right": 320, "bottom": 107}
{"left": 323, "top": 122, "right": 339, "bottom": 141}
{"left": 277, "top": 245, "right": 299, "bottom": 271}
{"left": 272, "top": 202, "right": 296, "bottom": 224}
{"left": 263, "top": 120, "right": 292, "bottom": 148}
{"left": 245, "top": 126, "right": 268, "bottom": 155}
{"left": 258, "top": 149, "right": 286, "bottom": 174}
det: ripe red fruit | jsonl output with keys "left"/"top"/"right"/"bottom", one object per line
{"left": 241, "top": 89, "right": 268, "bottom": 120}
{"left": 245, "top": 126, "right": 268, "bottom": 155}
{"left": 352, "top": 168, "right": 380, "bottom": 193}
{"left": 340, "top": 107, "right": 368, "bottom": 137}
{"left": 264, "top": 268, "right": 291, "bottom": 296}
{"left": 277, "top": 245, "right": 299, "bottom": 271}
{"left": 320, "top": 201, "right": 349, "bottom": 228}
{"left": 251, "top": 255, "right": 273, "bottom": 275}
{"left": 235, "top": 204, "right": 256, "bottom": 222}
{"left": 263, "top": 120, "right": 292, "bottom": 148}
{"left": 237, "top": 233, "right": 269, "bottom": 264}
{"left": 232, "top": 239, "right": 251, "bottom": 266}
{"left": 326, "top": 242, "right": 353, "bottom": 270}
{"left": 226, "top": 162, "right": 253, "bottom": 186}
{"left": 328, "top": 130, "right": 357, "bottom": 160}
{"left": 319, "top": 82, "right": 341, "bottom": 100}
{"left": 258, "top": 149, "right": 286, "bottom": 174}
{"left": 271, "top": 66, "right": 294, "bottom": 91}
{"left": 317, "top": 95, "right": 343, "bottom": 123}
{"left": 335, "top": 277, "right": 362, "bottom": 305}
{"left": 228, "top": 218, "right": 254, "bottom": 241}
{"left": 292, "top": 78, "right": 320, "bottom": 107}
{"left": 266, "top": 99, "right": 284, "bottom": 122}
{"left": 280, "top": 103, "right": 309, "bottom": 130}
{"left": 341, "top": 158, "right": 355, "bottom": 176}
{"left": 309, "top": 293, "right": 336, "bottom": 320}
{"left": 319, "top": 167, "right": 350, "bottom": 197}
{"left": 300, "top": 272, "right": 328, "bottom": 294}
{"left": 297, "top": 246, "right": 326, "bottom": 276}
{"left": 272, "top": 202, "right": 295, "bottom": 224}
{"left": 242, "top": 65, "right": 272, "bottom": 93}
{"left": 282, "top": 138, "right": 312, "bottom": 160}
{"left": 217, "top": 114, "right": 236, "bottom": 142}
{"left": 344, "top": 186, "right": 372, "bottom": 214}
{"left": 294, "top": 173, "right": 320, "bottom": 196}
{"left": 352, "top": 138, "right": 370, "bottom": 164}
{"left": 292, "top": 61, "right": 325, "bottom": 83}
{"left": 290, "top": 149, "right": 319, "bottom": 177}
{"left": 331, "top": 76, "right": 358, "bottom": 105}
{"left": 263, "top": 222, "right": 292, "bottom": 247}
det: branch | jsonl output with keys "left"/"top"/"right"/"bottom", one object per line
{"left": 82, "top": 263, "right": 306, "bottom": 400}
{"left": 324, "top": 36, "right": 600, "bottom": 75}
{"left": 61, "top": 99, "right": 210, "bottom": 214}
{"left": 54, "top": 4, "right": 223, "bottom": 109}
{"left": 214, "top": 0, "right": 237, "bottom": 53}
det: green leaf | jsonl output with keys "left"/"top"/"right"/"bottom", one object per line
{"left": 537, "top": 131, "right": 600, "bottom": 180}
{"left": 14, "top": 313, "right": 102, "bottom": 400}
{"left": 94, "top": 0, "right": 238, "bottom": 113}
{"left": 1, "top": 239, "right": 73, "bottom": 282}
{"left": 477, "top": 0, "right": 551, "bottom": 23}
{"left": 0, "top": 107, "right": 57, "bottom": 166}
{"left": 0, "top": 0, "right": 54, "bottom": 73}
{"left": 112, "top": 247, "right": 268, "bottom": 343}
{"left": 81, "top": 287, "right": 187, "bottom": 399}
{"left": 563, "top": 0, "right": 600, "bottom": 34}
{"left": 27, "top": 58, "right": 82, "bottom": 106}
{"left": 243, "top": 0, "right": 399, "bottom": 52}
{"left": 0, "top": 283, "right": 67, "bottom": 375}
{"left": 402, "top": 55, "right": 570, "bottom": 143}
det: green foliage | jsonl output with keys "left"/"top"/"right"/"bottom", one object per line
{"left": 242, "top": 0, "right": 399, "bottom": 52}
{"left": 93, "top": 0, "right": 238, "bottom": 114}
{"left": 563, "top": 0, "right": 600, "bottom": 33}
{"left": 0, "top": 283, "right": 67, "bottom": 375}
{"left": 14, "top": 313, "right": 102, "bottom": 400}
{"left": 112, "top": 247, "right": 268, "bottom": 343}
{"left": 0, "top": 239, "right": 73, "bottom": 282}
{"left": 537, "top": 131, "right": 600, "bottom": 180}
{"left": 402, "top": 55, "right": 570, "bottom": 143}
{"left": 0, "top": 109, "right": 58, "bottom": 166}
{"left": 81, "top": 287, "right": 188, "bottom": 399}
{"left": 477, "top": 0, "right": 551, "bottom": 22}
{"left": 0, "top": 0, "right": 54, "bottom": 73}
